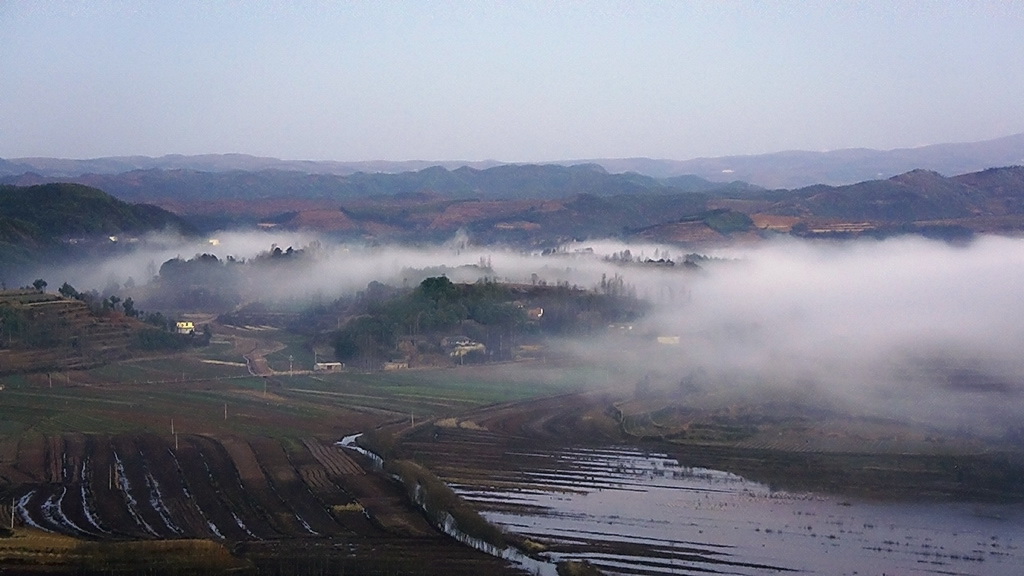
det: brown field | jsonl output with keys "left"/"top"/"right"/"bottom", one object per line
{"left": 2, "top": 428, "right": 526, "bottom": 574}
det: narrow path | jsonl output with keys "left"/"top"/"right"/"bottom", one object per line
{"left": 218, "top": 325, "right": 286, "bottom": 376}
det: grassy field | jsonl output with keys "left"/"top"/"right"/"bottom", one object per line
{"left": 0, "top": 327, "right": 598, "bottom": 442}
{"left": 261, "top": 331, "right": 317, "bottom": 372}
{"left": 0, "top": 528, "right": 247, "bottom": 574}
{"left": 278, "top": 361, "right": 602, "bottom": 419}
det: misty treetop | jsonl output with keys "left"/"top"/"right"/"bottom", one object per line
{"left": 143, "top": 244, "right": 315, "bottom": 311}
{"left": 332, "top": 276, "right": 647, "bottom": 369}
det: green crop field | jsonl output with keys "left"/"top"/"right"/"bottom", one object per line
{"left": 262, "top": 332, "right": 318, "bottom": 372}
{"left": 0, "top": 323, "right": 607, "bottom": 444}
{"left": 277, "top": 362, "right": 598, "bottom": 418}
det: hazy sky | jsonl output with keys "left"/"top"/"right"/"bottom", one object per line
{"left": 2, "top": 1, "right": 1023, "bottom": 162}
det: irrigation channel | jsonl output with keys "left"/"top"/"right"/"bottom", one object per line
{"left": 338, "top": 434, "right": 557, "bottom": 576}
{"left": 444, "top": 445, "right": 1024, "bottom": 576}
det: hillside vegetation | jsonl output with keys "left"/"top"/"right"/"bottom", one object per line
{"left": 332, "top": 276, "right": 646, "bottom": 369}
{"left": 0, "top": 182, "right": 193, "bottom": 271}
{"left": 0, "top": 288, "right": 201, "bottom": 375}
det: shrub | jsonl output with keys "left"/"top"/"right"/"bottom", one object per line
{"left": 385, "top": 459, "right": 506, "bottom": 548}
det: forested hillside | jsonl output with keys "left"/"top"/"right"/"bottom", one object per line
{"left": 0, "top": 182, "right": 194, "bottom": 270}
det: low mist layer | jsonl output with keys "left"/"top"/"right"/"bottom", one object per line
{"left": 571, "top": 236, "right": 1024, "bottom": 437}
{"left": 25, "top": 230, "right": 1024, "bottom": 438}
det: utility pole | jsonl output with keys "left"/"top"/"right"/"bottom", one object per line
{"left": 223, "top": 403, "right": 227, "bottom": 421}
{"left": 170, "top": 418, "right": 174, "bottom": 436}
{"left": 10, "top": 497, "right": 14, "bottom": 530}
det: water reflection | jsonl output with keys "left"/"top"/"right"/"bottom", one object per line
{"left": 453, "top": 446, "right": 1024, "bottom": 576}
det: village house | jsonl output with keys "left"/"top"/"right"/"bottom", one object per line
{"left": 442, "top": 336, "right": 487, "bottom": 359}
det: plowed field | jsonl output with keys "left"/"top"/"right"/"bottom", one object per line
{"left": 6, "top": 431, "right": 522, "bottom": 574}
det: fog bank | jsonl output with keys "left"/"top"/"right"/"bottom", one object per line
{"left": 24, "top": 230, "right": 1024, "bottom": 435}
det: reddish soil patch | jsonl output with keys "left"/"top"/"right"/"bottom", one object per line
{"left": 636, "top": 220, "right": 727, "bottom": 243}
{"left": 428, "top": 200, "right": 552, "bottom": 230}
{"left": 283, "top": 209, "right": 360, "bottom": 231}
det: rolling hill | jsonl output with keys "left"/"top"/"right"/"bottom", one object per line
{"left": 3, "top": 165, "right": 1024, "bottom": 251}
{"left": 0, "top": 182, "right": 194, "bottom": 271}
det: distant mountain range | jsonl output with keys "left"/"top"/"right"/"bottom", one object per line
{"left": 3, "top": 133, "right": 1024, "bottom": 188}
{"left": 0, "top": 163, "right": 759, "bottom": 205}
{"left": 776, "top": 167, "right": 1024, "bottom": 220}
{"left": 9, "top": 165, "right": 1024, "bottom": 250}
{"left": 3, "top": 159, "right": 1024, "bottom": 274}
{"left": 223, "top": 164, "right": 1024, "bottom": 245}
{"left": 577, "top": 133, "right": 1024, "bottom": 187}
{"left": 0, "top": 155, "right": 505, "bottom": 179}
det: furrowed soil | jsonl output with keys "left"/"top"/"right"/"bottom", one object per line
{"left": 2, "top": 430, "right": 524, "bottom": 575}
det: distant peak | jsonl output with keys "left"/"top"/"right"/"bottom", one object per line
{"left": 569, "top": 162, "right": 608, "bottom": 174}
{"left": 890, "top": 168, "right": 945, "bottom": 182}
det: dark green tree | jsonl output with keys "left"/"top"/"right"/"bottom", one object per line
{"left": 419, "top": 276, "right": 457, "bottom": 302}
{"left": 122, "top": 297, "right": 137, "bottom": 318}
{"left": 58, "top": 282, "right": 80, "bottom": 299}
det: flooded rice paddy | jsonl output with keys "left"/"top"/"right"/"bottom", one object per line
{"left": 452, "top": 446, "right": 1024, "bottom": 575}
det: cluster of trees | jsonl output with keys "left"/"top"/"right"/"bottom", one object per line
{"left": 152, "top": 254, "right": 243, "bottom": 310}
{"left": 250, "top": 242, "right": 316, "bottom": 263}
{"left": 333, "top": 277, "right": 526, "bottom": 367}
{"left": 57, "top": 282, "right": 154, "bottom": 324}
{"left": 53, "top": 280, "right": 210, "bottom": 350}
{"left": 144, "top": 244, "right": 315, "bottom": 312}
{"left": 333, "top": 276, "right": 646, "bottom": 369}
